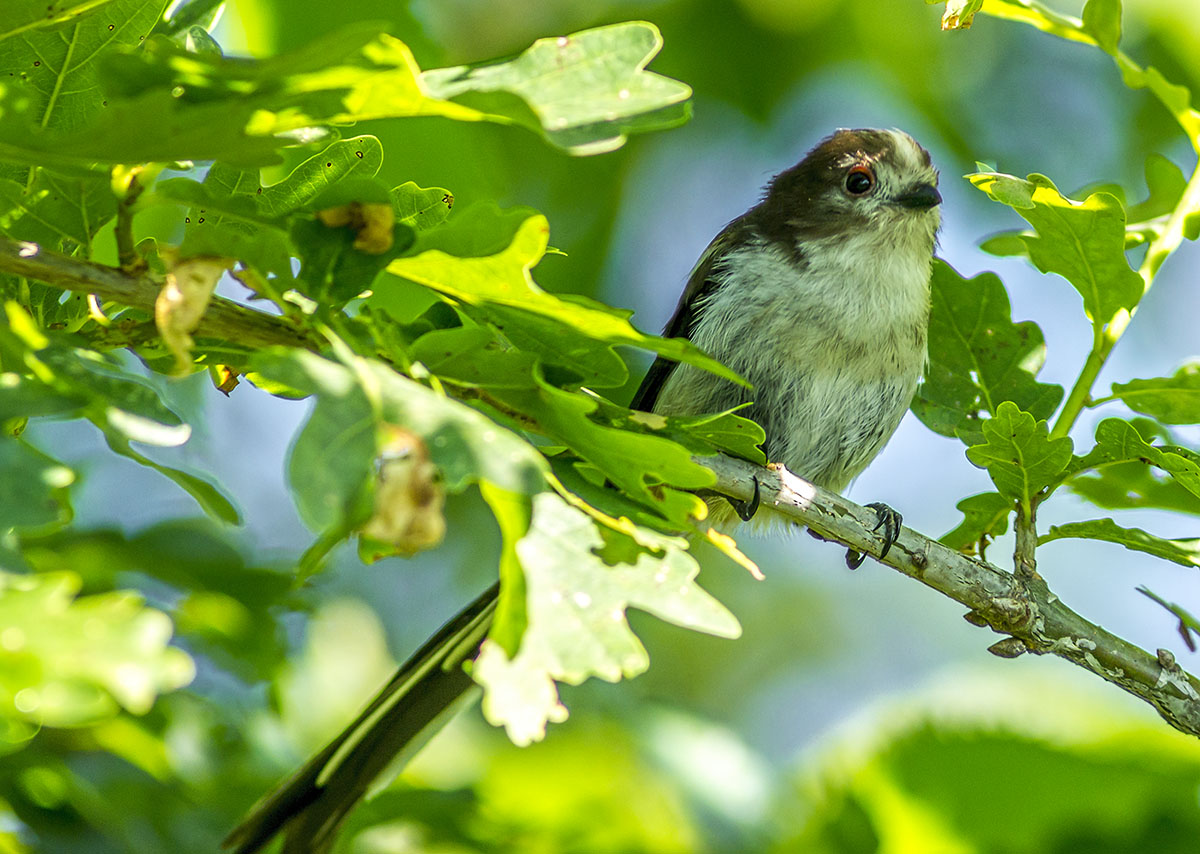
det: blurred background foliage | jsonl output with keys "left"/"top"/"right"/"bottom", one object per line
{"left": 4, "top": 0, "right": 1200, "bottom": 851}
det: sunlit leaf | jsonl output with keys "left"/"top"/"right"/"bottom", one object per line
{"left": 0, "top": 569, "right": 194, "bottom": 727}
{"left": 0, "top": 437, "right": 74, "bottom": 530}
{"left": 421, "top": 21, "right": 692, "bottom": 155}
{"left": 385, "top": 214, "right": 745, "bottom": 389}
{"left": 474, "top": 492, "right": 739, "bottom": 745}
{"left": 1071, "top": 418, "right": 1200, "bottom": 500}
{"left": 969, "top": 171, "right": 1143, "bottom": 330}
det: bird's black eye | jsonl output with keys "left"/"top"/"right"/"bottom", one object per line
{"left": 845, "top": 165, "right": 875, "bottom": 196}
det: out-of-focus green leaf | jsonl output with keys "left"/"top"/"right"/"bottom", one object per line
{"left": 969, "top": 172, "right": 1143, "bottom": 330}
{"left": 1126, "top": 153, "right": 1188, "bottom": 223}
{"left": 982, "top": 1, "right": 1200, "bottom": 144}
{"left": 913, "top": 260, "right": 1062, "bottom": 438}
{"left": 927, "top": 0, "right": 985, "bottom": 30}
{"left": 385, "top": 214, "right": 745, "bottom": 390}
{"left": 421, "top": 21, "right": 692, "bottom": 156}
{"left": 1070, "top": 418, "right": 1200, "bottom": 500}
{"left": 255, "top": 349, "right": 548, "bottom": 539}
{"left": 778, "top": 673, "right": 1200, "bottom": 854}
{"left": 964, "top": 401, "right": 1072, "bottom": 509}
{"left": 0, "top": 438, "right": 74, "bottom": 531}
{"left": 1109, "top": 364, "right": 1200, "bottom": 424}
{"left": 939, "top": 491, "right": 1012, "bottom": 554}
{"left": 0, "top": 569, "right": 193, "bottom": 728}
{"left": 1069, "top": 460, "right": 1200, "bottom": 516}
{"left": 1040, "top": 518, "right": 1200, "bottom": 569}
{"left": 474, "top": 492, "right": 739, "bottom": 745}
{"left": 1081, "top": 0, "right": 1122, "bottom": 54}
{"left": 2, "top": 20, "right": 692, "bottom": 170}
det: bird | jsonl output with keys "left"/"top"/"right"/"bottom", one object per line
{"left": 224, "top": 127, "right": 941, "bottom": 854}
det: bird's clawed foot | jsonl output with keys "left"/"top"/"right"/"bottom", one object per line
{"left": 729, "top": 476, "right": 761, "bottom": 522}
{"left": 845, "top": 502, "right": 903, "bottom": 570}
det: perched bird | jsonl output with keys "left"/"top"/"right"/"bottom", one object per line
{"left": 225, "top": 127, "right": 941, "bottom": 854}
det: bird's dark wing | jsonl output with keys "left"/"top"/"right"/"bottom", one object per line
{"left": 224, "top": 583, "right": 499, "bottom": 854}
{"left": 629, "top": 223, "right": 742, "bottom": 412}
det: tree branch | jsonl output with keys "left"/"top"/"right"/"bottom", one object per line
{"left": 702, "top": 453, "right": 1200, "bottom": 739}
{"left": 7, "top": 233, "right": 1198, "bottom": 740}
{"left": 0, "top": 236, "right": 310, "bottom": 351}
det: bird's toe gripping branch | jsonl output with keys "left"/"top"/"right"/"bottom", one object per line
{"left": 846, "top": 502, "right": 903, "bottom": 569}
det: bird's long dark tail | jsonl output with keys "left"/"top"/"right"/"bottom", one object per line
{"left": 223, "top": 582, "right": 500, "bottom": 854}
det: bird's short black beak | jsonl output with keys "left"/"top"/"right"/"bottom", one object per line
{"left": 895, "top": 183, "right": 942, "bottom": 210}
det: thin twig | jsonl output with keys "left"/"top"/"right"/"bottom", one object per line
{"left": 0, "top": 236, "right": 310, "bottom": 351}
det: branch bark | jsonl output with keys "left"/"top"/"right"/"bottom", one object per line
{"left": 0, "top": 236, "right": 310, "bottom": 351}
{"left": 6, "top": 233, "right": 1199, "bottom": 740}
{"left": 702, "top": 453, "right": 1200, "bottom": 739}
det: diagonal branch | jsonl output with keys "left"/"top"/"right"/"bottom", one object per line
{"left": 702, "top": 453, "right": 1200, "bottom": 738}
{"left": 0, "top": 236, "right": 310, "bottom": 351}
{"left": 6, "top": 232, "right": 1199, "bottom": 739}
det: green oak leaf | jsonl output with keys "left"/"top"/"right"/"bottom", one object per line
{"left": 969, "top": 172, "right": 1143, "bottom": 330}
{"left": 0, "top": 170, "right": 115, "bottom": 250}
{"left": 384, "top": 213, "right": 745, "bottom": 389}
{"left": 1040, "top": 518, "right": 1200, "bottom": 569}
{"left": 926, "top": 0, "right": 986, "bottom": 30}
{"left": 1126, "top": 153, "right": 1188, "bottom": 224}
{"left": 1109, "top": 363, "right": 1200, "bottom": 425}
{"left": 421, "top": 21, "right": 692, "bottom": 156}
{"left": 913, "top": 259, "right": 1062, "bottom": 438}
{"left": 1081, "top": 0, "right": 1121, "bottom": 54}
{"left": 0, "top": 569, "right": 194, "bottom": 729}
{"left": 474, "top": 491, "right": 739, "bottom": 745}
{"left": 495, "top": 370, "right": 713, "bottom": 524}
{"left": 939, "top": 491, "right": 1012, "bottom": 554}
{"left": 964, "top": 401, "right": 1072, "bottom": 509}
{"left": 390, "top": 182, "right": 453, "bottom": 232}
{"left": 3, "top": 21, "right": 692, "bottom": 169}
{"left": 0, "top": 437, "right": 74, "bottom": 531}
{"left": 1069, "top": 417, "right": 1200, "bottom": 501}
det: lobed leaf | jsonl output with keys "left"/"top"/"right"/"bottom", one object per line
{"left": 1040, "top": 518, "right": 1200, "bottom": 569}
{"left": 474, "top": 491, "right": 739, "bottom": 745}
{"left": 913, "top": 259, "right": 1062, "bottom": 438}
{"left": 1109, "top": 363, "right": 1200, "bottom": 425}
{"left": 939, "top": 491, "right": 1012, "bottom": 554}
{"left": 421, "top": 21, "right": 692, "bottom": 156}
{"left": 969, "top": 171, "right": 1143, "bottom": 331}
{"left": 384, "top": 213, "right": 745, "bottom": 390}
{"left": 964, "top": 401, "right": 1072, "bottom": 509}
{"left": 1070, "top": 418, "right": 1200, "bottom": 501}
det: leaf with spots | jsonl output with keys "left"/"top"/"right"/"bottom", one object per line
{"left": 474, "top": 491, "right": 739, "bottom": 745}
{"left": 914, "top": 260, "right": 1063, "bottom": 439}
{"left": 969, "top": 172, "right": 1143, "bottom": 332}
{"left": 964, "top": 401, "right": 1073, "bottom": 511}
